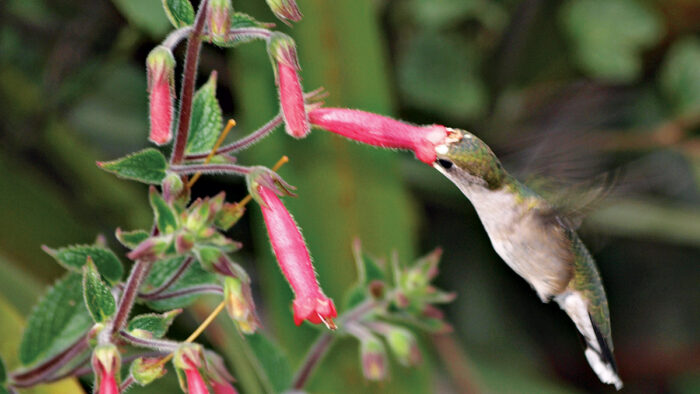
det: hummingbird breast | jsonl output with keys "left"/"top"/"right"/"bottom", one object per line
{"left": 460, "top": 184, "right": 575, "bottom": 301}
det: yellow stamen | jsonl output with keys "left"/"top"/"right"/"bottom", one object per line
{"left": 187, "top": 118, "right": 237, "bottom": 189}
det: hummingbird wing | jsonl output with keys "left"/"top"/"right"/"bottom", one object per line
{"left": 555, "top": 231, "right": 623, "bottom": 389}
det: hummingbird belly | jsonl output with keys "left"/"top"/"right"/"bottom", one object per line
{"left": 465, "top": 187, "right": 574, "bottom": 301}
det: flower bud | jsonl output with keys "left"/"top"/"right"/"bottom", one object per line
{"left": 385, "top": 326, "right": 422, "bottom": 366}
{"left": 309, "top": 108, "right": 451, "bottom": 164}
{"left": 360, "top": 336, "right": 388, "bottom": 381}
{"left": 223, "top": 277, "right": 259, "bottom": 334}
{"left": 257, "top": 184, "right": 337, "bottom": 328}
{"left": 174, "top": 345, "right": 208, "bottom": 394}
{"left": 162, "top": 172, "right": 184, "bottom": 203}
{"left": 215, "top": 202, "right": 245, "bottom": 231}
{"left": 92, "top": 344, "right": 121, "bottom": 394}
{"left": 268, "top": 33, "right": 309, "bottom": 138}
{"left": 146, "top": 46, "right": 176, "bottom": 145}
{"left": 131, "top": 357, "right": 167, "bottom": 386}
{"left": 265, "top": 0, "right": 303, "bottom": 24}
{"left": 208, "top": 0, "right": 233, "bottom": 45}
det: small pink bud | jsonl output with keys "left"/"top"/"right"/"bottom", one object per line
{"left": 309, "top": 108, "right": 450, "bottom": 164}
{"left": 257, "top": 184, "right": 337, "bottom": 328}
{"left": 208, "top": 0, "right": 233, "bottom": 44}
{"left": 147, "top": 46, "right": 176, "bottom": 145}
{"left": 268, "top": 33, "right": 309, "bottom": 138}
{"left": 360, "top": 336, "right": 388, "bottom": 381}
{"left": 92, "top": 344, "right": 120, "bottom": 394}
{"left": 265, "top": 0, "right": 303, "bottom": 23}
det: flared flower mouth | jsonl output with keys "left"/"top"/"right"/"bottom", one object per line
{"left": 292, "top": 293, "right": 337, "bottom": 328}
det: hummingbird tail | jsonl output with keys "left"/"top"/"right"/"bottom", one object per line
{"left": 556, "top": 291, "right": 623, "bottom": 390}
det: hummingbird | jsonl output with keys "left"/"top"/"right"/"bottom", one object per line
{"left": 433, "top": 129, "right": 622, "bottom": 389}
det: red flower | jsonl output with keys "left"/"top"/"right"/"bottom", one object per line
{"left": 268, "top": 33, "right": 310, "bottom": 138}
{"left": 184, "top": 364, "right": 210, "bottom": 394}
{"left": 308, "top": 108, "right": 450, "bottom": 164}
{"left": 146, "top": 46, "right": 175, "bottom": 145}
{"left": 257, "top": 184, "right": 337, "bottom": 328}
{"left": 92, "top": 344, "right": 120, "bottom": 394}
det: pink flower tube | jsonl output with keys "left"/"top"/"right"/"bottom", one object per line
{"left": 257, "top": 184, "right": 337, "bottom": 327}
{"left": 278, "top": 61, "right": 310, "bottom": 138}
{"left": 98, "top": 371, "right": 118, "bottom": 394}
{"left": 92, "top": 345, "right": 120, "bottom": 394}
{"left": 146, "top": 46, "right": 175, "bottom": 145}
{"left": 308, "top": 108, "right": 450, "bottom": 164}
{"left": 184, "top": 365, "right": 210, "bottom": 394}
{"left": 211, "top": 380, "right": 239, "bottom": 394}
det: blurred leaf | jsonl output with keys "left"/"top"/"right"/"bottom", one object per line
{"left": 397, "top": 32, "right": 487, "bottom": 120}
{"left": 660, "top": 36, "right": 700, "bottom": 116}
{"left": 0, "top": 293, "right": 85, "bottom": 394}
{"left": 186, "top": 72, "right": 223, "bottom": 154}
{"left": 127, "top": 309, "right": 181, "bottom": 338}
{"left": 407, "top": 0, "right": 507, "bottom": 31}
{"left": 43, "top": 244, "right": 124, "bottom": 283}
{"left": 0, "top": 355, "right": 5, "bottom": 384}
{"left": 560, "top": 0, "right": 663, "bottom": 82}
{"left": 98, "top": 148, "right": 168, "bottom": 184}
{"left": 162, "top": 0, "right": 195, "bottom": 28}
{"left": 82, "top": 258, "right": 116, "bottom": 323}
{"left": 116, "top": 229, "right": 150, "bottom": 249}
{"left": 111, "top": 0, "right": 171, "bottom": 38}
{"left": 588, "top": 199, "right": 700, "bottom": 246}
{"left": 142, "top": 255, "right": 217, "bottom": 311}
{"left": 19, "top": 273, "right": 92, "bottom": 366}
{"left": 6, "top": 0, "right": 54, "bottom": 26}
{"left": 245, "top": 333, "right": 293, "bottom": 393}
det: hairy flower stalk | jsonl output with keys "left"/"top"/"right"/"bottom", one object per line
{"left": 268, "top": 33, "right": 310, "bottom": 138}
{"left": 146, "top": 46, "right": 176, "bottom": 145}
{"left": 256, "top": 184, "right": 336, "bottom": 327}
{"left": 93, "top": 344, "right": 120, "bottom": 394}
{"left": 308, "top": 108, "right": 451, "bottom": 164}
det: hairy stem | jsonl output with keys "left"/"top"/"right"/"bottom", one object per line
{"left": 11, "top": 338, "right": 89, "bottom": 387}
{"left": 139, "top": 256, "right": 194, "bottom": 298}
{"left": 170, "top": 163, "right": 253, "bottom": 176}
{"left": 170, "top": 0, "right": 211, "bottom": 165}
{"left": 162, "top": 26, "right": 193, "bottom": 50}
{"left": 111, "top": 261, "right": 151, "bottom": 335}
{"left": 119, "top": 330, "right": 180, "bottom": 352}
{"left": 139, "top": 284, "right": 223, "bottom": 301}
{"left": 185, "top": 114, "right": 283, "bottom": 160}
{"left": 119, "top": 376, "right": 135, "bottom": 393}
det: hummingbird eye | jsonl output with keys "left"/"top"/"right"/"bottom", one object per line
{"left": 437, "top": 159, "right": 453, "bottom": 169}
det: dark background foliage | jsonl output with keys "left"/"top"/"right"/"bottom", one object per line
{"left": 0, "top": 0, "right": 698, "bottom": 392}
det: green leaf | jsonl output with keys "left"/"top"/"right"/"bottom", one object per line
{"left": 43, "top": 244, "right": 124, "bottom": 283}
{"left": 116, "top": 228, "right": 150, "bottom": 249}
{"left": 660, "top": 37, "right": 700, "bottom": 116}
{"left": 162, "top": 0, "right": 195, "bottom": 28}
{"left": 149, "top": 186, "right": 179, "bottom": 234}
{"left": 82, "top": 258, "right": 116, "bottom": 323}
{"left": 111, "top": 0, "right": 170, "bottom": 38}
{"left": 560, "top": 0, "right": 663, "bottom": 82}
{"left": 19, "top": 273, "right": 92, "bottom": 366}
{"left": 186, "top": 72, "right": 223, "bottom": 154}
{"left": 246, "top": 333, "right": 293, "bottom": 393}
{"left": 397, "top": 32, "right": 487, "bottom": 120}
{"left": 98, "top": 148, "right": 168, "bottom": 184}
{"left": 127, "top": 309, "right": 181, "bottom": 338}
{"left": 141, "top": 256, "right": 217, "bottom": 311}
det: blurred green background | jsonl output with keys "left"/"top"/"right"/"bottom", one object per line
{"left": 1, "top": 0, "right": 699, "bottom": 393}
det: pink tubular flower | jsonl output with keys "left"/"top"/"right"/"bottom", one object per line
{"left": 174, "top": 345, "right": 209, "bottom": 394}
{"left": 268, "top": 33, "right": 310, "bottom": 138}
{"left": 92, "top": 344, "right": 120, "bottom": 394}
{"left": 146, "top": 46, "right": 176, "bottom": 145}
{"left": 308, "top": 108, "right": 450, "bottom": 164}
{"left": 185, "top": 366, "right": 209, "bottom": 394}
{"left": 257, "top": 184, "right": 337, "bottom": 328}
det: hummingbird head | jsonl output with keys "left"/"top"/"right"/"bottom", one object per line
{"left": 433, "top": 128, "right": 505, "bottom": 190}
